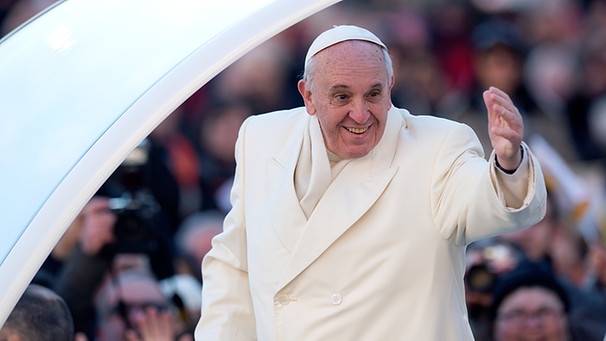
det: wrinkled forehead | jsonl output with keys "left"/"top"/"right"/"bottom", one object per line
{"left": 312, "top": 40, "right": 389, "bottom": 78}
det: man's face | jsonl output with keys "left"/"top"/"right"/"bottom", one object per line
{"left": 298, "top": 40, "right": 393, "bottom": 159}
{"left": 494, "top": 287, "right": 568, "bottom": 341}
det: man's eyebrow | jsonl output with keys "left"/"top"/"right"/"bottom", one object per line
{"left": 329, "top": 84, "right": 350, "bottom": 91}
{"left": 368, "top": 82, "right": 385, "bottom": 90}
{"left": 328, "top": 82, "right": 385, "bottom": 91}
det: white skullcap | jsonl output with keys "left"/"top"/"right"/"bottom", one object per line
{"left": 304, "top": 25, "right": 387, "bottom": 66}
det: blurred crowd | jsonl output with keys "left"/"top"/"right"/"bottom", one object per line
{"left": 2, "top": 0, "right": 606, "bottom": 340}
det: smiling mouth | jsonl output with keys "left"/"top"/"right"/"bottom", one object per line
{"left": 345, "top": 126, "right": 368, "bottom": 134}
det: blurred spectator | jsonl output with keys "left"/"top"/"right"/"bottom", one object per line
{"left": 0, "top": 284, "right": 79, "bottom": 341}
{"left": 500, "top": 190, "right": 602, "bottom": 338}
{"left": 173, "top": 210, "right": 224, "bottom": 283}
{"left": 100, "top": 140, "right": 178, "bottom": 279}
{"left": 564, "top": 33, "right": 606, "bottom": 163}
{"left": 520, "top": 0, "right": 582, "bottom": 118}
{"left": 548, "top": 220, "right": 591, "bottom": 290}
{"left": 427, "top": 1, "right": 476, "bottom": 96}
{"left": 465, "top": 238, "right": 527, "bottom": 340}
{"left": 156, "top": 210, "right": 224, "bottom": 336}
{"left": 209, "top": 39, "right": 299, "bottom": 114}
{"left": 586, "top": 242, "right": 606, "bottom": 298}
{"left": 490, "top": 262, "right": 573, "bottom": 341}
{"left": 501, "top": 191, "right": 564, "bottom": 270}
{"left": 389, "top": 33, "right": 467, "bottom": 117}
{"left": 454, "top": 18, "right": 576, "bottom": 162}
{"left": 196, "top": 101, "right": 252, "bottom": 213}
{"left": 53, "top": 196, "right": 176, "bottom": 339}
{"left": 53, "top": 197, "right": 116, "bottom": 339}
{"left": 569, "top": 242, "right": 606, "bottom": 340}
{"left": 32, "top": 211, "right": 85, "bottom": 288}
{"left": 148, "top": 106, "right": 201, "bottom": 221}
{"left": 524, "top": 44, "right": 578, "bottom": 118}
{"left": 470, "top": 19, "right": 530, "bottom": 105}
{"left": 94, "top": 269, "right": 192, "bottom": 341}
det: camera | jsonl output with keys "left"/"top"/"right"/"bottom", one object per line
{"left": 465, "top": 263, "right": 498, "bottom": 293}
{"left": 106, "top": 139, "right": 161, "bottom": 254}
{"left": 465, "top": 239, "right": 524, "bottom": 293}
{"left": 108, "top": 191, "right": 159, "bottom": 254}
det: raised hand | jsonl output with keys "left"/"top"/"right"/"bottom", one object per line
{"left": 483, "top": 86, "right": 523, "bottom": 171}
{"left": 78, "top": 196, "right": 117, "bottom": 256}
{"left": 124, "top": 306, "right": 178, "bottom": 341}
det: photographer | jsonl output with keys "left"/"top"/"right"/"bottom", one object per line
{"left": 569, "top": 241, "right": 606, "bottom": 340}
{"left": 53, "top": 196, "right": 116, "bottom": 339}
{"left": 50, "top": 134, "right": 188, "bottom": 340}
{"left": 465, "top": 238, "right": 527, "bottom": 341}
{"left": 53, "top": 195, "right": 183, "bottom": 340}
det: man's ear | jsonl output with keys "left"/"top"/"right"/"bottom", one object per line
{"left": 297, "top": 79, "right": 316, "bottom": 115}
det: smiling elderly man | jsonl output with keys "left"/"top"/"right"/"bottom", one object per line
{"left": 195, "top": 25, "right": 546, "bottom": 340}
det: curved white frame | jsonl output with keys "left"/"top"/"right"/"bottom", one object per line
{"left": 0, "top": 0, "right": 340, "bottom": 325}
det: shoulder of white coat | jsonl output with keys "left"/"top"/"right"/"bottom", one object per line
{"left": 396, "top": 107, "right": 473, "bottom": 137}
{"left": 395, "top": 107, "right": 484, "bottom": 156}
{"left": 239, "top": 106, "right": 308, "bottom": 143}
{"left": 244, "top": 106, "right": 307, "bottom": 127}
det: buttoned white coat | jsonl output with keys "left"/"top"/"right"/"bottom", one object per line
{"left": 195, "top": 106, "right": 546, "bottom": 340}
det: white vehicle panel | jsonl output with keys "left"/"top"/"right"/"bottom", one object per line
{"left": 0, "top": 0, "right": 340, "bottom": 325}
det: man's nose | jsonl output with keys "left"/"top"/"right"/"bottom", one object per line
{"left": 348, "top": 99, "right": 370, "bottom": 123}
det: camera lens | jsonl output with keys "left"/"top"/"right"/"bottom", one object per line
{"left": 466, "top": 264, "right": 498, "bottom": 293}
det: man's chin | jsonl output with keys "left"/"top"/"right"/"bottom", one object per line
{"left": 340, "top": 149, "right": 372, "bottom": 159}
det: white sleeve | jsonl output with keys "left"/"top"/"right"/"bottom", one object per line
{"left": 489, "top": 143, "right": 532, "bottom": 209}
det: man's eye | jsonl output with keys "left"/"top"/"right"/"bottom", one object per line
{"left": 367, "top": 91, "right": 383, "bottom": 102}
{"left": 335, "top": 94, "right": 349, "bottom": 101}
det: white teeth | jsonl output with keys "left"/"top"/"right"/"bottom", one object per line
{"left": 346, "top": 127, "right": 368, "bottom": 134}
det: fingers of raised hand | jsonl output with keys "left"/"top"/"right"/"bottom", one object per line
{"left": 131, "top": 308, "right": 174, "bottom": 341}
{"left": 485, "top": 87, "right": 522, "bottom": 134}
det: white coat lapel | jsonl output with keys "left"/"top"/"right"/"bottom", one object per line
{"left": 278, "top": 107, "right": 405, "bottom": 289}
{"left": 268, "top": 117, "right": 308, "bottom": 253}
